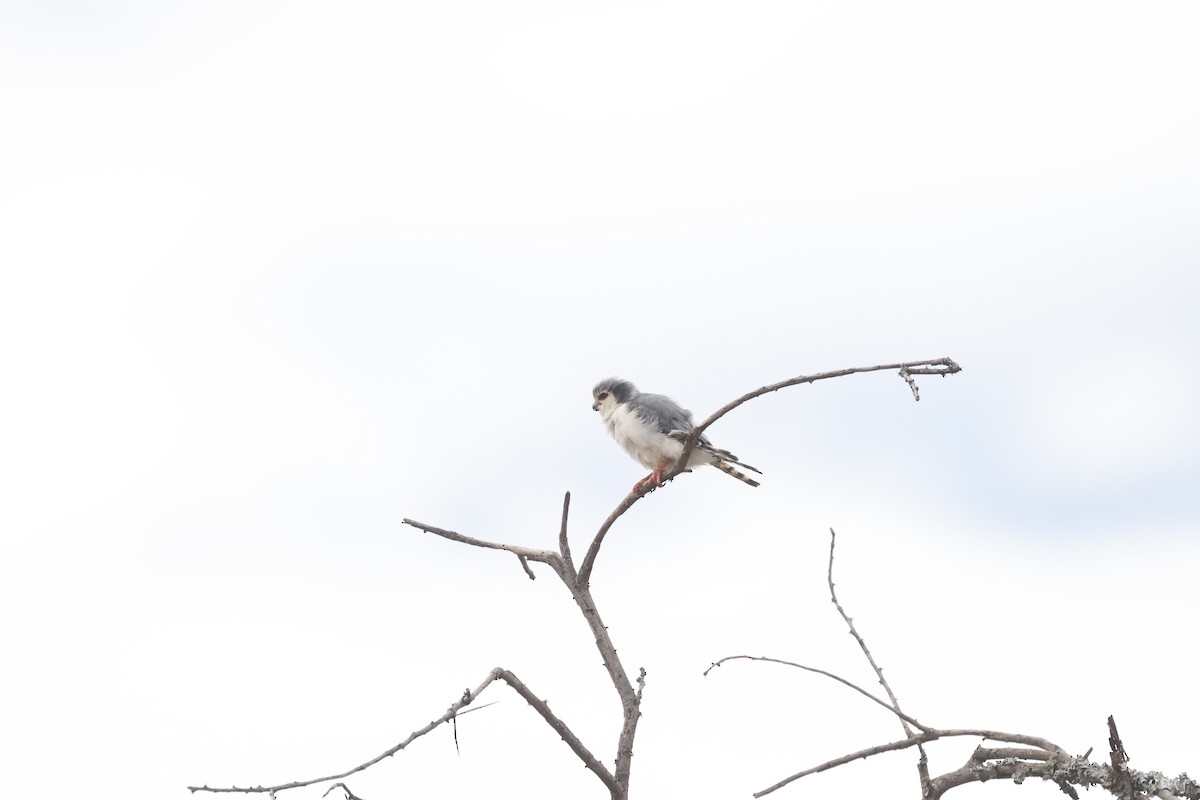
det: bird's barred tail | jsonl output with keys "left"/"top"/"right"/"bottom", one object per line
{"left": 712, "top": 460, "right": 761, "bottom": 487}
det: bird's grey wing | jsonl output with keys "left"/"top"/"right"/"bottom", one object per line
{"left": 643, "top": 393, "right": 763, "bottom": 474}
{"left": 627, "top": 393, "right": 695, "bottom": 436}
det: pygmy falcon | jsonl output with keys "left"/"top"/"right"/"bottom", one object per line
{"left": 592, "top": 378, "right": 761, "bottom": 493}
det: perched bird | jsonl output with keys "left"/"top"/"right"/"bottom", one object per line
{"left": 591, "top": 378, "right": 761, "bottom": 493}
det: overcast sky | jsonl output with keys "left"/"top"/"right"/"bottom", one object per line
{"left": 2, "top": 3, "right": 1198, "bottom": 799}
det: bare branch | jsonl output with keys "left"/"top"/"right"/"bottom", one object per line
{"left": 321, "top": 783, "right": 364, "bottom": 800}
{"left": 402, "top": 518, "right": 563, "bottom": 578}
{"left": 923, "top": 736, "right": 1200, "bottom": 800}
{"left": 827, "top": 526, "right": 931, "bottom": 790}
{"left": 925, "top": 743, "right": 1056, "bottom": 799}
{"left": 495, "top": 669, "right": 619, "bottom": 795}
{"left": 898, "top": 366, "right": 921, "bottom": 401}
{"left": 188, "top": 669, "right": 505, "bottom": 795}
{"left": 558, "top": 491, "right": 574, "bottom": 569}
{"left": 189, "top": 668, "right": 620, "bottom": 798}
{"left": 826, "top": 528, "right": 916, "bottom": 736}
{"left": 754, "top": 731, "right": 940, "bottom": 796}
{"left": 578, "top": 490, "right": 643, "bottom": 587}
{"left": 670, "top": 357, "right": 961, "bottom": 477}
{"left": 929, "top": 757, "right": 1056, "bottom": 799}
{"left": 516, "top": 554, "right": 536, "bottom": 580}
{"left": 703, "top": 655, "right": 927, "bottom": 730}
{"left": 975, "top": 747, "right": 1054, "bottom": 762}
{"left": 700, "top": 358, "right": 961, "bottom": 438}
{"left": 826, "top": 527, "right": 931, "bottom": 791}
{"left": 755, "top": 728, "right": 1071, "bottom": 798}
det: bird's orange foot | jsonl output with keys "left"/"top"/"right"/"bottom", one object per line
{"left": 632, "top": 467, "right": 666, "bottom": 495}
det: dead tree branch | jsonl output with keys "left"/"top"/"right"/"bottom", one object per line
{"left": 399, "top": 519, "right": 564, "bottom": 580}
{"left": 322, "top": 783, "right": 364, "bottom": 800}
{"left": 670, "top": 357, "right": 959, "bottom": 486}
{"left": 827, "top": 528, "right": 915, "bottom": 734}
{"left": 188, "top": 666, "right": 618, "bottom": 797}
{"left": 710, "top": 529, "right": 1196, "bottom": 800}
{"left": 192, "top": 359, "right": 965, "bottom": 798}
{"left": 753, "top": 725, "right": 1085, "bottom": 797}
{"left": 577, "top": 490, "right": 640, "bottom": 587}
{"left": 703, "top": 655, "right": 926, "bottom": 730}
{"left": 188, "top": 669, "right": 504, "bottom": 795}
{"left": 926, "top": 735, "right": 1200, "bottom": 800}
{"left": 828, "top": 527, "right": 932, "bottom": 791}
{"left": 404, "top": 493, "right": 643, "bottom": 799}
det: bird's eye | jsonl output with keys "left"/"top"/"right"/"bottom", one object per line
{"left": 598, "top": 392, "right": 609, "bottom": 400}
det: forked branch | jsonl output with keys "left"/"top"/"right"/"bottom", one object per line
{"left": 188, "top": 667, "right": 617, "bottom": 797}
{"left": 403, "top": 493, "right": 641, "bottom": 799}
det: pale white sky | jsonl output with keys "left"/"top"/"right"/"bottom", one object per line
{"left": 1, "top": 3, "right": 1197, "bottom": 799}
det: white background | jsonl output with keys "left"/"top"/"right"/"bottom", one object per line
{"left": 2, "top": 2, "right": 1197, "bottom": 798}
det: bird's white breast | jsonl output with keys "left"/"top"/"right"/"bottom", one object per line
{"left": 601, "top": 403, "right": 684, "bottom": 470}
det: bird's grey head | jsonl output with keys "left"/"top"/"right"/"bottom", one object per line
{"left": 592, "top": 377, "right": 637, "bottom": 412}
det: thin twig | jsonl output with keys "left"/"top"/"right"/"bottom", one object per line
{"left": 558, "top": 492, "right": 574, "bottom": 570}
{"left": 827, "top": 528, "right": 915, "bottom": 734}
{"left": 827, "top": 528, "right": 929, "bottom": 788}
{"left": 402, "top": 519, "right": 563, "bottom": 579}
{"left": 671, "top": 358, "right": 960, "bottom": 480}
{"left": 703, "top": 655, "right": 926, "bottom": 730}
{"left": 188, "top": 670, "right": 504, "bottom": 795}
{"left": 321, "top": 783, "right": 364, "bottom": 800}
{"left": 899, "top": 367, "right": 921, "bottom": 401}
{"left": 455, "top": 700, "right": 500, "bottom": 717}
{"left": 495, "top": 669, "right": 620, "bottom": 794}
{"left": 578, "top": 491, "right": 642, "bottom": 587}
{"left": 516, "top": 554, "right": 536, "bottom": 580}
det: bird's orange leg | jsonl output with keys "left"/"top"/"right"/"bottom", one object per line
{"left": 633, "top": 464, "right": 668, "bottom": 494}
